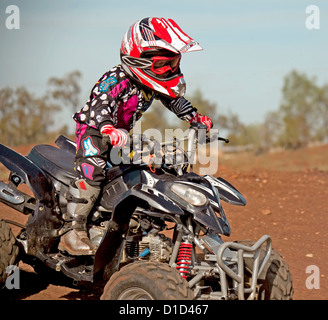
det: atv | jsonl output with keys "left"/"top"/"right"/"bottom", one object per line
{"left": 0, "top": 124, "right": 293, "bottom": 299}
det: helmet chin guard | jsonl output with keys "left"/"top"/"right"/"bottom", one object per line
{"left": 120, "top": 17, "right": 202, "bottom": 98}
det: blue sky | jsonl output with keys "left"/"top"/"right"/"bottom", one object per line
{"left": 1, "top": 0, "right": 327, "bottom": 131}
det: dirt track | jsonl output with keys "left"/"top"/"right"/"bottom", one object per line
{"left": 1, "top": 144, "right": 327, "bottom": 300}
{"left": 221, "top": 169, "right": 328, "bottom": 300}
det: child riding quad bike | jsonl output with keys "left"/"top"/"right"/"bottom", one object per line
{"left": 0, "top": 124, "right": 293, "bottom": 300}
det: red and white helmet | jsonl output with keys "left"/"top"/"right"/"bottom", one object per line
{"left": 120, "top": 17, "right": 203, "bottom": 98}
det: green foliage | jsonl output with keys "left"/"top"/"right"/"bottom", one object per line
{"left": 278, "top": 70, "right": 320, "bottom": 148}
{"left": 47, "top": 70, "right": 82, "bottom": 112}
{"left": 139, "top": 100, "right": 171, "bottom": 134}
{"left": 186, "top": 88, "right": 218, "bottom": 119}
{"left": 186, "top": 89, "right": 251, "bottom": 146}
{"left": 218, "top": 70, "right": 328, "bottom": 150}
{"left": 1, "top": 68, "right": 327, "bottom": 151}
{"left": 187, "top": 70, "right": 328, "bottom": 151}
{"left": 265, "top": 70, "right": 328, "bottom": 149}
{"left": 0, "top": 71, "right": 81, "bottom": 146}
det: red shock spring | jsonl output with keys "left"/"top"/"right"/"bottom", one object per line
{"left": 176, "top": 242, "right": 193, "bottom": 279}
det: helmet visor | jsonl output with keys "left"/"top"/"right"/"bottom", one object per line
{"left": 151, "top": 54, "right": 181, "bottom": 75}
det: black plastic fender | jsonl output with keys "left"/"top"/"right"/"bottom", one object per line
{"left": 93, "top": 184, "right": 183, "bottom": 279}
{"left": 55, "top": 135, "right": 77, "bottom": 155}
{"left": 0, "top": 144, "right": 62, "bottom": 255}
{"left": 0, "top": 144, "right": 54, "bottom": 205}
{"left": 130, "top": 183, "right": 184, "bottom": 215}
{"left": 205, "top": 175, "right": 247, "bottom": 206}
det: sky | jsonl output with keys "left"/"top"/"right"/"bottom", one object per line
{"left": 1, "top": 0, "right": 327, "bottom": 132}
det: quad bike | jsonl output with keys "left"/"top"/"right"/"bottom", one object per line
{"left": 0, "top": 124, "right": 293, "bottom": 300}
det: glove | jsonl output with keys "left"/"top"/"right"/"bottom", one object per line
{"left": 189, "top": 112, "right": 213, "bottom": 132}
{"left": 101, "top": 124, "right": 128, "bottom": 148}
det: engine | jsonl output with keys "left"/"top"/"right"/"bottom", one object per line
{"left": 88, "top": 213, "right": 173, "bottom": 263}
{"left": 138, "top": 233, "right": 172, "bottom": 262}
{"left": 125, "top": 214, "right": 173, "bottom": 262}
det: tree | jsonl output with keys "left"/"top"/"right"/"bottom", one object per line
{"left": 140, "top": 88, "right": 222, "bottom": 136}
{"left": 0, "top": 86, "right": 61, "bottom": 146}
{"left": 139, "top": 100, "right": 171, "bottom": 134}
{"left": 0, "top": 71, "right": 81, "bottom": 146}
{"left": 47, "top": 70, "right": 82, "bottom": 112}
{"left": 315, "top": 84, "right": 328, "bottom": 141}
{"left": 261, "top": 110, "right": 283, "bottom": 150}
{"left": 278, "top": 70, "right": 321, "bottom": 148}
{"left": 186, "top": 89, "right": 250, "bottom": 145}
{"left": 186, "top": 88, "right": 218, "bottom": 121}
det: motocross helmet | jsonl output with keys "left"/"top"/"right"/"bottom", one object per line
{"left": 120, "top": 17, "right": 203, "bottom": 98}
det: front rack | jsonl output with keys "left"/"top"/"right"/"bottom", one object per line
{"left": 184, "top": 234, "right": 272, "bottom": 300}
{"left": 216, "top": 235, "right": 272, "bottom": 300}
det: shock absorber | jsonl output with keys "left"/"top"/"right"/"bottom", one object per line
{"left": 176, "top": 241, "right": 193, "bottom": 279}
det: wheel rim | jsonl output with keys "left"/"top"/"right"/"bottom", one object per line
{"left": 118, "top": 287, "right": 154, "bottom": 300}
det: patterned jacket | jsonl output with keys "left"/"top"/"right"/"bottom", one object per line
{"left": 73, "top": 65, "right": 197, "bottom": 132}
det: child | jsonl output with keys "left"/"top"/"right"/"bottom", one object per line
{"left": 59, "top": 17, "right": 213, "bottom": 255}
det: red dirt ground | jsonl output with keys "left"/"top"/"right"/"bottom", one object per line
{"left": 0, "top": 143, "right": 327, "bottom": 300}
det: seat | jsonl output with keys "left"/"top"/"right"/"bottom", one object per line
{"left": 28, "top": 144, "right": 76, "bottom": 186}
{"left": 28, "top": 141, "right": 135, "bottom": 187}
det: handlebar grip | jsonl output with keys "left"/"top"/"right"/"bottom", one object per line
{"left": 219, "top": 137, "right": 230, "bottom": 143}
{"left": 190, "top": 122, "right": 208, "bottom": 130}
{"left": 206, "top": 135, "right": 230, "bottom": 144}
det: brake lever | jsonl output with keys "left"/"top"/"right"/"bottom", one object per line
{"left": 206, "top": 135, "right": 230, "bottom": 144}
{"left": 218, "top": 137, "right": 230, "bottom": 143}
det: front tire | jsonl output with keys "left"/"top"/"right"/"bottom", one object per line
{"left": 0, "top": 219, "right": 19, "bottom": 288}
{"left": 101, "top": 261, "right": 193, "bottom": 300}
{"left": 258, "top": 248, "right": 294, "bottom": 300}
{"left": 239, "top": 240, "right": 294, "bottom": 300}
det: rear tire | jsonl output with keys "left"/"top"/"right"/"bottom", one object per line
{"left": 0, "top": 219, "right": 19, "bottom": 288}
{"left": 101, "top": 261, "right": 193, "bottom": 300}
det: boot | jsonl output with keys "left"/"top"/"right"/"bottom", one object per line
{"left": 59, "top": 179, "right": 100, "bottom": 255}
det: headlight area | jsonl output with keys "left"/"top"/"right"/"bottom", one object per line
{"left": 170, "top": 183, "right": 207, "bottom": 207}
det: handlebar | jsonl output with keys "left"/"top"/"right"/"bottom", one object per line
{"left": 124, "top": 125, "right": 229, "bottom": 172}
{"left": 130, "top": 133, "right": 159, "bottom": 155}
{"left": 189, "top": 122, "right": 229, "bottom": 144}
{"left": 130, "top": 125, "right": 228, "bottom": 151}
